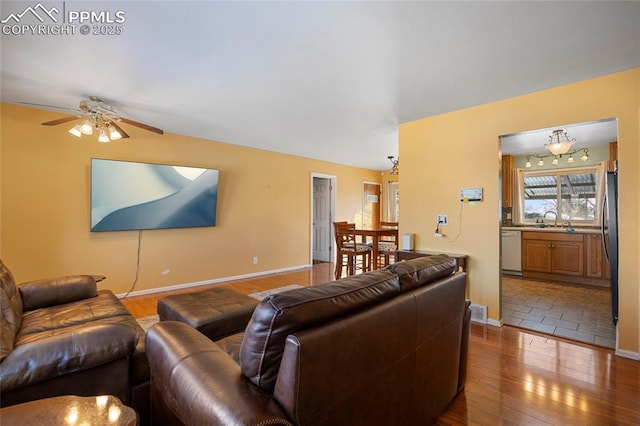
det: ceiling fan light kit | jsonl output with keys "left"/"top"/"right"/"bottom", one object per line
{"left": 68, "top": 124, "right": 83, "bottom": 137}
{"left": 524, "top": 129, "right": 589, "bottom": 168}
{"left": 80, "top": 119, "right": 94, "bottom": 135}
{"left": 35, "top": 96, "right": 164, "bottom": 143}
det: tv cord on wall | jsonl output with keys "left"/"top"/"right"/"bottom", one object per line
{"left": 123, "top": 230, "right": 142, "bottom": 298}
{"left": 447, "top": 201, "right": 464, "bottom": 243}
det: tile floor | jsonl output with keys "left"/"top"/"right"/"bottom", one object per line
{"left": 502, "top": 275, "right": 616, "bottom": 349}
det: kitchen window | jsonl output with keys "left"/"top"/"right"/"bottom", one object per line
{"left": 514, "top": 163, "right": 606, "bottom": 225}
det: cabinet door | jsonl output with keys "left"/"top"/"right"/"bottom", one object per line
{"left": 522, "top": 240, "right": 551, "bottom": 272}
{"left": 552, "top": 242, "right": 584, "bottom": 276}
{"left": 585, "top": 234, "right": 603, "bottom": 278}
{"left": 502, "top": 155, "right": 514, "bottom": 208}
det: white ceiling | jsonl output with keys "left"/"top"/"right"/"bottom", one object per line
{"left": 1, "top": 1, "right": 638, "bottom": 171}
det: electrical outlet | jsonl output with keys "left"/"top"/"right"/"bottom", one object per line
{"left": 252, "top": 256, "right": 258, "bottom": 265}
{"left": 437, "top": 214, "right": 448, "bottom": 225}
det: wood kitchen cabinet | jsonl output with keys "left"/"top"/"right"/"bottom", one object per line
{"left": 522, "top": 231, "right": 609, "bottom": 287}
{"left": 502, "top": 155, "right": 514, "bottom": 208}
{"left": 522, "top": 232, "right": 584, "bottom": 276}
{"left": 585, "top": 233, "right": 611, "bottom": 279}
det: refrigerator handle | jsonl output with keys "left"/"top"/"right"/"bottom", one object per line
{"left": 601, "top": 193, "right": 610, "bottom": 262}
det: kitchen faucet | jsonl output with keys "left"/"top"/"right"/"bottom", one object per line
{"left": 543, "top": 210, "right": 558, "bottom": 227}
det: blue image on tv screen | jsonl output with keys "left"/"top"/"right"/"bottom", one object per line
{"left": 91, "top": 158, "right": 218, "bottom": 232}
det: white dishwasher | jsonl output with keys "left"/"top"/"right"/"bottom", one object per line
{"left": 502, "top": 230, "right": 522, "bottom": 275}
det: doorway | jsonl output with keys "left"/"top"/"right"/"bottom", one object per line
{"left": 311, "top": 174, "right": 336, "bottom": 264}
{"left": 499, "top": 118, "right": 618, "bottom": 349}
{"left": 362, "top": 182, "right": 381, "bottom": 229}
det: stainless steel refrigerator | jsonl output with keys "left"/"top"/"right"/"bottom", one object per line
{"left": 602, "top": 168, "right": 619, "bottom": 325}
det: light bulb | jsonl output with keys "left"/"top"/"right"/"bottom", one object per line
{"left": 567, "top": 156, "right": 574, "bottom": 163}
{"left": 525, "top": 161, "right": 532, "bottom": 168}
{"left": 537, "top": 159, "right": 544, "bottom": 167}
{"left": 68, "top": 124, "right": 82, "bottom": 137}
{"left": 98, "top": 128, "right": 110, "bottom": 143}
{"left": 581, "top": 153, "right": 589, "bottom": 162}
{"left": 80, "top": 120, "right": 94, "bottom": 135}
{"left": 108, "top": 126, "right": 122, "bottom": 140}
{"left": 552, "top": 157, "right": 559, "bottom": 165}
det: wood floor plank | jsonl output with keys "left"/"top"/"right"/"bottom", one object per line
{"left": 121, "top": 263, "right": 640, "bottom": 424}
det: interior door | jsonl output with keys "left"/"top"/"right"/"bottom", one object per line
{"left": 362, "top": 182, "right": 381, "bottom": 229}
{"left": 312, "top": 177, "right": 331, "bottom": 262}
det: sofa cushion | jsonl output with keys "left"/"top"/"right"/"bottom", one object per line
{"left": 19, "top": 275, "right": 97, "bottom": 311}
{"left": 240, "top": 270, "right": 400, "bottom": 392}
{"left": 385, "top": 254, "right": 456, "bottom": 291}
{"left": 17, "top": 290, "right": 131, "bottom": 337}
{"left": 1, "top": 322, "right": 139, "bottom": 392}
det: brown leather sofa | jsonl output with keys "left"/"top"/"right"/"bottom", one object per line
{"left": 0, "top": 260, "right": 150, "bottom": 422}
{"left": 146, "top": 255, "right": 471, "bottom": 425}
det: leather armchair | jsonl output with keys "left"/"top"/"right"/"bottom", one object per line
{"left": 0, "top": 260, "right": 149, "bottom": 423}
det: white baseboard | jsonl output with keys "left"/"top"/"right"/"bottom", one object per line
{"left": 487, "top": 318, "right": 503, "bottom": 327}
{"left": 116, "top": 264, "right": 312, "bottom": 298}
{"left": 615, "top": 348, "right": 640, "bottom": 360}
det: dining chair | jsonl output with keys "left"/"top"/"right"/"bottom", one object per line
{"left": 377, "top": 221, "right": 399, "bottom": 267}
{"left": 333, "top": 222, "right": 372, "bottom": 279}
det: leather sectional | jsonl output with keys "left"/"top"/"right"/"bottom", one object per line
{"left": 146, "top": 254, "right": 471, "bottom": 425}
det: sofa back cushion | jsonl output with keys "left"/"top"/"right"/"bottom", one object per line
{"left": 19, "top": 275, "right": 97, "bottom": 311}
{"left": 385, "top": 254, "right": 456, "bottom": 291}
{"left": 1, "top": 288, "right": 18, "bottom": 362}
{"left": 240, "top": 270, "right": 400, "bottom": 392}
{"left": 0, "top": 261, "right": 23, "bottom": 359}
{"left": 0, "top": 260, "right": 23, "bottom": 317}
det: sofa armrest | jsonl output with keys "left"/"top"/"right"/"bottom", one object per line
{"left": 0, "top": 323, "right": 138, "bottom": 392}
{"left": 146, "top": 321, "right": 292, "bottom": 426}
{"left": 458, "top": 299, "right": 472, "bottom": 393}
{"left": 19, "top": 275, "right": 97, "bottom": 311}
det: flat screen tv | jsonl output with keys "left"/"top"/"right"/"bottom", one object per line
{"left": 91, "top": 158, "right": 218, "bottom": 232}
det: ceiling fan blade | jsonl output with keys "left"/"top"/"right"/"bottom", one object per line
{"left": 16, "top": 101, "right": 83, "bottom": 113}
{"left": 108, "top": 120, "right": 130, "bottom": 139}
{"left": 118, "top": 117, "right": 164, "bottom": 135}
{"left": 42, "top": 115, "right": 82, "bottom": 126}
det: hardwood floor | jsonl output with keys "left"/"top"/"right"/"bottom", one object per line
{"left": 121, "top": 262, "right": 335, "bottom": 318}
{"left": 121, "top": 264, "right": 640, "bottom": 424}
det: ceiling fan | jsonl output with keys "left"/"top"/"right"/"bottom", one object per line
{"left": 20, "top": 96, "right": 164, "bottom": 142}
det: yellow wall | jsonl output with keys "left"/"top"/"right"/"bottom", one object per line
{"left": 399, "top": 68, "right": 639, "bottom": 355}
{"left": 1, "top": 103, "right": 380, "bottom": 293}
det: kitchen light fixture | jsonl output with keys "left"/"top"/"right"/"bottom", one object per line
{"left": 525, "top": 129, "right": 589, "bottom": 168}
{"left": 544, "top": 129, "right": 575, "bottom": 155}
{"left": 387, "top": 156, "right": 399, "bottom": 175}
{"left": 525, "top": 148, "right": 589, "bottom": 168}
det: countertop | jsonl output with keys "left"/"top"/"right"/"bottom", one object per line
{"left": 502, "top": 226, "right": 602, "bottom": 235}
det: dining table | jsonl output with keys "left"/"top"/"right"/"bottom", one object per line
{"left": 354, "top": 227, "right": 399, "bottom": 270}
